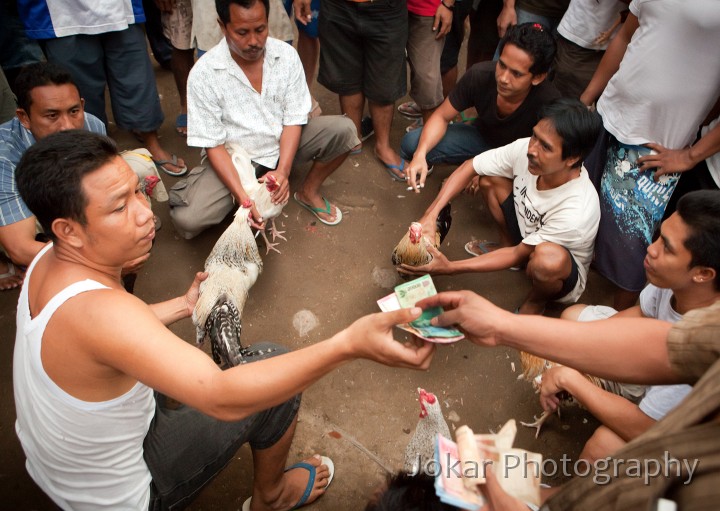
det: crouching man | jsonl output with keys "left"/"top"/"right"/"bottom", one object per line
{"left": 169, "top": 0, "right": 358, "bottom": 238}
{"left": 13, "top": 131, "right": 434, "bottom": 510}
{"left": 400, "top": 98, "right": 602, "bottom": 314}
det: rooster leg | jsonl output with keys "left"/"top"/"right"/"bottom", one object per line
{"left": 259, "top": 230, "right": 281, "bottom": 254}
{"left": 270, "top": 218, "right": 287, "bottom": 242}
{"left": 520, "top": 410, "right": 555, "bottom": 439}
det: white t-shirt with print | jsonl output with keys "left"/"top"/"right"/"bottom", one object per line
{"left": 472, "top": 137, "right": 600, "bottom": 303}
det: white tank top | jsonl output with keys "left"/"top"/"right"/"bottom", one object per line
{"left": 13, "top": 244, "right": 155, "bottom": 510}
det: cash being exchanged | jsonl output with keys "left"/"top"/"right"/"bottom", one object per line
{"left": 377, "top": 275, "right": 465, "bottom": 343}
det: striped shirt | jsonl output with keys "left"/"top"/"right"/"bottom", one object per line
{"left": 0, "top": 113, "right": 105, "bottom": 226}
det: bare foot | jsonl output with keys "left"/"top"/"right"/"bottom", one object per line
{"left": 249, "top": 455, "right": 332, "bottom": 511}
{"left": 0, "top": 260, "right": 23, "bottom": 291}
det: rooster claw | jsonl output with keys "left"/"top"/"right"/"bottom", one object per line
{"left": 520, "top": 410, "right": 554, "bottom": 439}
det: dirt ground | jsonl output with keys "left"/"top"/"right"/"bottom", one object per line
{"left": 0, "top": 43, "right": 617, "bottom": 510}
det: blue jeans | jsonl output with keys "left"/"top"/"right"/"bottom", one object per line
{"left": 145, "top": 342, "right": 301, "bottom": 511}
{"left": 400, "top": 123, "right": 491, "bottom": 165}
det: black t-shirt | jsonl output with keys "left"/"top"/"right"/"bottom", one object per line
{"left": 448, "top": 61, "right": 560, "bottom": 149}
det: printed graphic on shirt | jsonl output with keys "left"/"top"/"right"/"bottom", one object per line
{"left": 600, "top": 139, "right": 679, "bottom": 245}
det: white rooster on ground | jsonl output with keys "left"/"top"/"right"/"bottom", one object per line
{"left": 403, "top": 388, "right": 451, "bottom": 476}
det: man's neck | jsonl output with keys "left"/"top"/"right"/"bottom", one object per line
{"left": 497, "top": 87, "right": 532, "bottom": 117}
{"left": 536, "top": 167, "right": 581, "bottom": 191}
{"left": 671, "top": 286, "right": 720, "bottom": 316}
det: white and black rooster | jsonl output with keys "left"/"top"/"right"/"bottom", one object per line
{"left": 403, "top": 388, "right": 451, "bottom": 476}
{"left": 192, "top": 143, "right": 288, "bottom": 367}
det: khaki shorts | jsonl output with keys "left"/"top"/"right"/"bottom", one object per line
{"left": 407, "top": 13, "right": 444, "bottom": 110}
{"left": 169, "top": 115, "right": 358, "bottom": 239}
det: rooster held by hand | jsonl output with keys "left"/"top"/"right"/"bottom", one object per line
{"left": 391, "top": 203, "right": 452, "bottom": 273}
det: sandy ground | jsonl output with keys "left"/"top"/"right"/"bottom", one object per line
{"left": 0, "top": 42, "right": 616, "bottom": 510}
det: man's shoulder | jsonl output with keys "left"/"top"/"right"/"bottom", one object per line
{"left": 0, "top": 118, "right": 33, "bottom": 165}
{"left": 83, "top": 113, "right": 107, "bottom": 135}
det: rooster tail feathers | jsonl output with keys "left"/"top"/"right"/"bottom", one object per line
{"left": 436, "top": 202, "right": 452, "bottom": 244}
{"left": 206, "top": 295, "right": 245, "bottom": 368}
{"left": 520, "top": 351, "right": 552, "bottom": 382}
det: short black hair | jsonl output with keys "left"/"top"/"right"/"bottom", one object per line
{"left": 676, "top": 190, "right": 720, "bottom": 290}
{"left": 539, "top": 97, "right": 602, "bottom": 168}
{"left": 216, "top": 0, "right": 270, "bottom": 25}
{"left": 365, "top": 473, "right": 458, "bottom": 511}
{"left": 14, "top": 62, "right": 79, "bottom": 113}
{"left": 16, "top": 130, "right": 119, "bottom": 241}
{"left": 497, "top": 22, "right": 556, "bottom": 76}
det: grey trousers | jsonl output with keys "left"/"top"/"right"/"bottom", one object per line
{"left": 169, "top": 115, "right": 357, "bottom": 239}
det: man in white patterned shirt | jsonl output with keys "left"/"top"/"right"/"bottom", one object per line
{"left": 169, "top": 0, "right": 358, "bottom": 239}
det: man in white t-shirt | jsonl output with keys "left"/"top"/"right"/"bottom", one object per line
{"left": 543, "top": 190, "right": 720, "bottom": 462}
{"left": 399, "top": 98, "right": 602, "bottom": 315}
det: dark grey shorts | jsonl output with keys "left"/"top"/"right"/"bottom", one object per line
{"left": 144, "top": 342, "right": 301, "bottom": 511}
{"left": 318, "top": 0, "right": 408, "bottom": 104}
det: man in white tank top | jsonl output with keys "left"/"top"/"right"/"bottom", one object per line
{"left": 12, "top": 130, "right": 435, "bottom": 510}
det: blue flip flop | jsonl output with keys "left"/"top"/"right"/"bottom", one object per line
{"left": 242, "top": 456, "right": 335, "bottom": 511}
{"left": 380, "top": 159, "right": 407, "bottom": 182}
{"left": 175, "top": 113, "right": 187, "bottom": 136}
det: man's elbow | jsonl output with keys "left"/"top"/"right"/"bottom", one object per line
{"left": 5, "top": 241, "right": 44, "bottom": 267}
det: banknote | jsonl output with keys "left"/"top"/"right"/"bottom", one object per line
{"left": 376, "top": 292, "right": 464, "bottom": 343}
{"left": 394, "top": 275, "right": 463, "bottom": 337}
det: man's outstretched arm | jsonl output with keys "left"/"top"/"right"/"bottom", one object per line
{"left": 419, "top": 290, "right": 678, "bottom": 384}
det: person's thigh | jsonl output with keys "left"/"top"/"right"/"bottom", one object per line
{"left": 43, "top": 35, "right": 108, "bottom": 124}
{"left": 294, "top": 115, "right": 359, "bottom": 164}
{"left": 407, "top": 14, "right": 444, "bottom": 110}
{"left": 360, "top": 0, "right": 408, "bottom": 104}
{"left": 440, "top": 0, "right": 472, "bottom": 74}
{"left": 103, "top": 25, "right": 165, "bottom": 132}
{"left": 168, "top": 162, "right": 235, "bottom": 239}
{"left": 145, "top": 343, "right": 301, "bottom": 511}
{"left": 401, "top": 123, "right": 490, "bottom": 164}
{"left": 317, "top": 0, "right": 364, "bottom": 95}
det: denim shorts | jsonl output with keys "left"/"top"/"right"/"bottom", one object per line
{"left": 145, "top": 342, "right": 301, "bottom": 511}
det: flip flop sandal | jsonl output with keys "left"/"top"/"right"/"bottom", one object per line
{"left": 175, "top": 113, "right": 187, "bottom": 136}
{"left": 397, "top": 101, "right": 422, "bottom": 119}
{"left": 0, "top": 260, "right": 22, "bottom": 291}
{"left": 378, "top": 159, "right": 407, "bottom": 182}
{"left": 242, "top": 456, "right": 335, "bottom": 511}
{"left": 153, "top": 154, "right": 189, "bottom": 177}
{"left": 293, "top": 193, "right": 343, "bottom": 226}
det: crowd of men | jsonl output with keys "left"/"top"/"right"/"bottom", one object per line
{"left": 2, "top": 0, "right": 720, "bottom": 509}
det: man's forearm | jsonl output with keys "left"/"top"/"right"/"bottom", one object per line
{"left": 276, "top": 125, "right": 302, "bottom": 176}
{"left": 149, "top": 296, "right": 191, "bottom": 326}
{"left": 559, "top": 371, "right": 655, "bottom": 441}
{"left": 206, "top": 145, "right": 249, "bottom": 203}
{"left": 580, "top": 13, "right": 638, "bottom": 105}
{"left": 499, "top": 315, "right": 678, "bottom": 384}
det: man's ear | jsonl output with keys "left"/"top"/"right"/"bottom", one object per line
{"left": 565, "top": 155, "right": 581, "bottom": 170}
{"left": 17, "top": 108, "right": 31, "bottom": 130}
{"left": 693, "top": 267, "right": 717, "bottom": 285}
{"left": 531, "top": 72, "right": 547, "bottom": 86}
{"left": 52, "top": 218, "right": 84, "bottom": 249}
{"left": 217, "top": 17, "right": 226, "bottom": 35}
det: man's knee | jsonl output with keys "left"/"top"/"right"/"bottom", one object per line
{"left": 400, "top": 129, "right": 422, "bottom": 160}
{"left": 560, "top": 303, "right": 588, "bottom": 321}
{"left": 581, "top": 426, "right": 625, "bottom": 463}
{"left": 527, "top": 242, "right": 571, "bottom": 281}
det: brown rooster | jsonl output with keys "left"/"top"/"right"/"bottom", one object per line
{"left": 403, "top": 388, "right": 451, "bottom": 476}
{"left": 391, "top": 203, "right": 452, "bottom": 272}
{"left": 519, "top": 353, "right": 642, "bottom": 438}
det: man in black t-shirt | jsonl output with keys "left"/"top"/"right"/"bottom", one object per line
{"left": 400, "top": 22, "right": 560, "bottom": 192}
